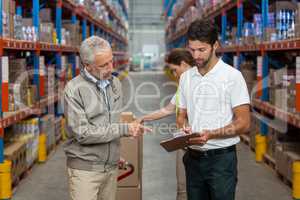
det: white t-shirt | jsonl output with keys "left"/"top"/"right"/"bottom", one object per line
{"left": 178, "top": 59, "right": 250, "bottom": 150}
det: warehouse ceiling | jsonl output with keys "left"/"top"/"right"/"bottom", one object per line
{"left": 128, "top": 0, "right": 165, "bottom": 28}
{"left": 128, "top": 0, "right": 165, "bottom": 56}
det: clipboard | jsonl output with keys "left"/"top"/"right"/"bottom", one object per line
{"left": 160, "top": 132, "right": 200, "bottom": 152}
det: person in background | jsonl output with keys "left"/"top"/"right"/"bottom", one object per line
{"left": 63, "top": 36, "right": 151, "bottom": 200}
{"left": 138, "top": 48, "right": 195, "bottom": 200}
{"left": 177, "top": 19, "right": 250, "bottom": 200}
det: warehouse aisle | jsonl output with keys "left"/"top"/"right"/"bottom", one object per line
{"left": 12, "top": 72, "right": 292, "bottom": 200}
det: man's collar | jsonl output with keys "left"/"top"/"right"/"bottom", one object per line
{"left": 82, "top": 68, "right": 111, "bottom": 88}
{"left": 192, "top": 59, "right": 222, "bottom": 77}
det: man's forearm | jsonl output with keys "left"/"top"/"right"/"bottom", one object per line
{"left": 142, "top": 104, "right": 175, "bottom": 122}
{"left": 143, "top": 108, "right": 173, "bottom": 122}
{"left": 209, "top": 118, "right": 250, "bottom": 140}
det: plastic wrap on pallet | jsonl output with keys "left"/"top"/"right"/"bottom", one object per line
{"left": 40, "top": 115, "right": 56, "bottom": 152}
{"left": 54, "top": 116, "right": 63, "bottom": 143}
{"left": 12, "top": 118, "right": 39, "bottom": 168}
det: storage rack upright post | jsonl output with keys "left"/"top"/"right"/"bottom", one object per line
{"left": 0, "top": 1, "right": 129, "bottom": 199}
{"left": 164, "top": 0, "right": 300, "bottom": 199}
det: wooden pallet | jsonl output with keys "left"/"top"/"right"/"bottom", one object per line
{"left": 276, "top": 171, "right": 292, "bottom": 188}
{"left": 47, "top": 143, "right": 56, "bottom": 153}
{"left": 55, "top": 135, "right": 62, "bottom": 145}
{"left": 12, "top": 159, "right": 37, "bottom": 189}
{"left": 240, "top": 135, "right": 250, "bottom": 146}
{"left": 263, "top": 154, "right": 293, "bottom": 189}
{"left": 263, "top": 153, "right": 276, "bottom": 171}
{"left": 251, "top": 147, "right": 256, "bottom": 153}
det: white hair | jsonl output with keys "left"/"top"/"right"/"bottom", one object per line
{"left": 79, "top": 36, "right": 111, "bottom": 65}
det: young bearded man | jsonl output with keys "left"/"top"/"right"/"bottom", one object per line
{"left": 176, "top": 19, "right": 251, "bottom": 200}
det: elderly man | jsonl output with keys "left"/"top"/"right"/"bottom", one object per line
{"left": 63, "top": 36, "right": 149, "bottom": 200}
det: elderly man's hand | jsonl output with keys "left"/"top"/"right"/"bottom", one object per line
{"left": 128, "top": 122, "right": 152, "bottom": 137}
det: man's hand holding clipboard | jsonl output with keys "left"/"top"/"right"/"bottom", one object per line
{"left": 160, "top": 128, "right": 200, "bottom": 152}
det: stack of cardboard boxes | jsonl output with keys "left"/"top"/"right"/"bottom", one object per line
{"left": 249, "top": 113, "right": 258, "bottom": 150}
{"left": 118, "top": 112, "right": 143, "bottom": 200}
{"left": 4, "top": 140, "right": 27, "bottom": 184}
{"left": 268, "top": 1, "right": 297, "bottom": 41}
{"left": 12, "top": 118, "right": 40, "bottom": 168}
{"left": 296, "top": 3, "right": 300, "bottom": 38}
{"left": 62, "top": 20, "right": 81, "bottom": 47}
{"left": 2, "top": 0, "right": 16, "bottom": 38}
{"left": 3, "top": 114, "right": 64, "bottom": 184}
{"left": 20, "top": 17, "right": 38, "bottom": 42}
{"left": 223, "top": 1, "right": 300, "bottom": 47}
{"left": 39, "top": 8, "right": 55, "bottom": 44}
{"left": 275, "top": 142, "right": 300, "bottom": 182}
{"left": 240, "top": 61, "right": 257, "bottom": 96}
{"left": 269, "top": 68, "right": 296, "bottom": 113}
{"left": 39, "top": 115, "right": 56, "bottom": 152}
{"left": 1, "top": 2, "right": 79, "bottom": 46}
{"left": 8, "top": 58, "right": 32, "bottom": 111}
{"left": 252, "top": 114, "right": 300, "bottom": 183}
{"left": 54, "top": 116, "right": 63, "bottom": 143}
{"left": 266, "top": 126, "right": 278, "bottom": 158}
{"left": 44, "top": 65, "right": 57, "bottom": 97}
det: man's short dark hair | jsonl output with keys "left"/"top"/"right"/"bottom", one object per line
{"left": 187, "top": 19, "right": 219, "bottom": 45}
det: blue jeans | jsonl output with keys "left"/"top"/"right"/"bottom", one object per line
{"left": 183, "top": 148, "right": 238, "bottom": 200}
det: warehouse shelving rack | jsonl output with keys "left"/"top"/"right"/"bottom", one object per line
{"left": 165, "top": 0, "right": 300, "bottom": 137}
{"left": 165, "top": 0, "right": 300, "bottom": 199}
{"left": 0, "top": 0, "right": 129, "bottom": 198}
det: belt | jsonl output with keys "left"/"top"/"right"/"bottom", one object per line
{"left": 187, "top": 145, "right": 236, "bottom": 158}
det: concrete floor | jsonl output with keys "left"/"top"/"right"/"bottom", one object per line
{"left": 12, "top": 71, "right": 292, "bottom": 200}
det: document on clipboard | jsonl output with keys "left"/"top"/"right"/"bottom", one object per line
{"left": 160, "top": 131, "right": 200, "bottom": 152}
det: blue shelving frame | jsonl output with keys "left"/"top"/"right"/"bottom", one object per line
{"left": 0, "top": 1, "right": 129, "bottom": 197}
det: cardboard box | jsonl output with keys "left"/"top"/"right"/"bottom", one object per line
{"left": 2, "top": 11, "right": 10, "bottom": 38}
{"left": 9, "top": 14, "right": 14, "bottom": 38}
{"left": 119, "top": 112, "right": 143, "bottom": 187}
{"left": 264, "top": 27, "right": 276, "bottom": 41}
{"left": 3, "top": 0, "right": 10, "bottom": 13}
{"left": 62, "top": 21, "right": 80, "bottom": 46}
{"left": 297, "top": 3, "right": 300, "bottom": 25}
{"left": 266, "top": 128, "right": 277, "bottom": 157}
{"left": 116, "top": 185, "right": 141, "bottom": 200}
{"left": 249, "top": 114, "right": 256, "bottom": 150}
{"left": 27, "top": 85, "right": 38, "bottom": 106}
{"left": 10, "top": 0, "right": 16, "bottom": 15}
{"left": 9, "top": 58, "right": 27, "bottom": 83}
{"left": 269, "top": 1, "right": 297, "bottom": 12}
{"left": 281, "top": 142, "right": 300, "bottom": 152}
{"left": 120, "top": 112, "right": 135, "bottom": 123}
{"left": 270, "top": 88, "right": 288, "bottom": 110}
{"left": 286, "top": 151, "right": 300, "bottom": 182}
{"left": 10, "top": 83, "right": 29, "bottom": 110}
{"left": 22, "top": 18, "right": 33, "bottom": 27}
{"left": 296, "top": 24, "right": 300, "bottom": 38}
{"left": 39, "top": 8, "right": 52, "bottom": 23}
{"left": 275, "top": 145, "right": 288, "bottom": 178}
{"left": 275, "top": 141, "right": 300, "bottom": 182}
{"left": 119, "top": 137, "right": 142, "bottom": 187}
{"left": 86, "top": 25, "right": 90, "bottom": 37}
{"left": 40, "top": 23, "right": 54, "bottom": 43}
{"left": 240, "top": 62, "right": 256, "bottom": 95}
{"left": 4, "top": 141, "right": 27, "bottom": 183}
